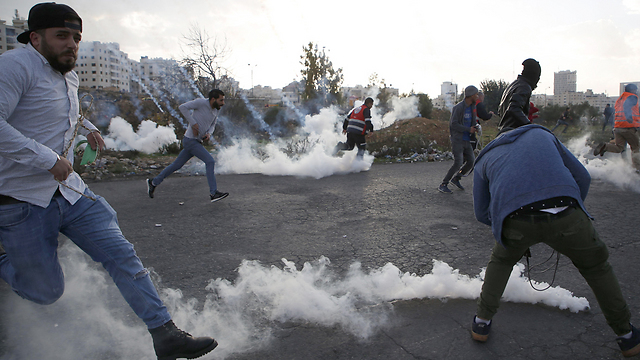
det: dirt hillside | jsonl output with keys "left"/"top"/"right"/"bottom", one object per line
{"left": 367, "top": 117, "right": 451, "bottom": 157}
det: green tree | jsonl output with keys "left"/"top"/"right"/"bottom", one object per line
{"left": 416, "top": 93, "right": 433, "bottom": 119}
{"left": 480, "top": 79, "right": 508, "bottom": 112}
{"left": 537, "top": 104, "right": 565, "bottom": 126}
{"left": 300, "top": 42, "right": 344, "bottom": 106}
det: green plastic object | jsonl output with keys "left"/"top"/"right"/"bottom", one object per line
{"left": 75, "top": 140, "right": 98, "bottom": 165}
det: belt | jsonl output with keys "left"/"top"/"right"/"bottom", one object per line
{"left": 0, "top": 194, "right": 24, "bottom": 205}
{"left": 508, "top": 206, "right": 577, "bottom": 224}
{"left": 0, "top": 189, "right": 63, "bottom": 205}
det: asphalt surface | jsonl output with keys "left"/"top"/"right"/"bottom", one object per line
{"left": 1, "top": 160, "right": 639, "bottom": 360}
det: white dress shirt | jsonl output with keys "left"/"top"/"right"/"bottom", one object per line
{"left": 0, "top": 44, "right": 98, "bottom": 207}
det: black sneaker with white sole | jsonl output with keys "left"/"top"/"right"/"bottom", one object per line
{"left": 210, "top": 191, "right": 229, "bottom": 203}
{"left": 147, "top": 179, "right": 156, "bottom": 198}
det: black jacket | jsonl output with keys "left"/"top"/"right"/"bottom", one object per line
{"left": 497, "top": 75, "right": 534, "bottom": 132}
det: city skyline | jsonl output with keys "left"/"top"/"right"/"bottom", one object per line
{"left": 2, "top": 0, "right": 639, "bottom": 97}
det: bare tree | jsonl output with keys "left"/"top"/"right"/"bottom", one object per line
{"left": 181, "top": 23, "right": 230, "bottom": 95}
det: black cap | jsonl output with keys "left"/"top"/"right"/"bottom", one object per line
{"left": 17, "top": 3, "right": 82, "bottom": 44}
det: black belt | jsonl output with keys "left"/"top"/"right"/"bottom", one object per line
{"left": 0, "top": 189, "right": 63, "bottom": 205}
{"left": 0, "top": 194, "right": 24, "bottom": 205}
{"left": 509, "top": 206, "right": 577, "bottom": 224}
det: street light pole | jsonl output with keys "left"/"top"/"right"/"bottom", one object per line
{"left": 248, "top": 63, "right": 257, "bottom": 97}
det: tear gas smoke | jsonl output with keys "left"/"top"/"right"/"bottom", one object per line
{"left": 98, "top": 91, "right": 425, "bottom": 178}
{"left": 194, "top": 106, "right": 375, "bottom": 179}
{"left": 131, "top": 76, "right": 164, "bottom": 114}
{"left": 103, "top": 117, "right": 178, "bottom": 154}
{"left": 0, "top": 242, "right": 589, "bottom": 359}
{"left": 566, "top": 134, "right": 640, "bottom": 193}
{"left": 380, "top": 96, "right": 420, "bottom": 129}
{"left": 239, "top": 94, "right": 274, "bottom": 138}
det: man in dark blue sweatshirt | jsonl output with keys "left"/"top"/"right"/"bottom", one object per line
{"left": 470, "top": 123, "right": 639, "bottom": 356}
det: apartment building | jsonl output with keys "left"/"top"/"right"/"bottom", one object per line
{"left": 76, "top": 41, "right": 133, "bottom": 92}
{"left": 554, "top": 70, "right": 577, "bottom": 95}
{"left": 433, "top": 81, "right": 458, "bottom": 110}
{"left": 0, "top": 13, "right": 27, "bottom": 55}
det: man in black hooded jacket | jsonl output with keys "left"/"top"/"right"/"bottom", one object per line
{"left": 497, "top": 59, "right": 541, "bottom": 133}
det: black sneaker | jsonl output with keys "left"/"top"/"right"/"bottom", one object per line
{"left": 149, "top": 320, "right": 217, "bottom": 360}
{"left": 438, "top": 184, "right": 452, "bottom": 194}
{"left": 450, "top": 178, "right": 465, "bottom": 191}
{"left": 147, "top": 179, "right": 156, "bottom": 199}
{"left": 593, "top": 143, "right": 607, "bottom": 156}
{"left": 471, "top": 316, "right": 491, "bottom": 342}
{"left": 617, "top": 325, "right": 640, "bottom": 357}
{"left": 210, "top": 191, "right": 229, "bottom": 203}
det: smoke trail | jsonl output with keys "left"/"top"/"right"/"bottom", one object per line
{"left": 239, "top": 94, "right": 274, "bottom": 139}
{"left": 565, "top": 134, "right": 640, "bottom": 193}
{"left": 0, "top": 242, "right": 589, "bottom": 359}
{"left": 131, "top": 75, "right": 165, "bottom": 114}
{"left": 281, "top": 96, "right": 306, "bottom": 125}
{"left": 177, "top": 66, "right": 205, "bottom": 99}
{"left": 103, "top": 117, "right": 179, "bottom": 154}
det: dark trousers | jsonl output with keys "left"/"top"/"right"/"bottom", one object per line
{"left": 335, "top": 133, "right": 366, "bottom": 157}
{"left": 442, "top": 140, "right": 474, "bottom": 184}
{"left": 476, "top": 207, "right": 631, "bottom": 335}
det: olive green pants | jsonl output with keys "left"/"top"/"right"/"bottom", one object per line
{"left": 476, "top": 207, "right": 631, "bottom": 335}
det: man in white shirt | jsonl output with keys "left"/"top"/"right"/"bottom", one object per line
{"left": 0, "top": 3, "right": 218, "bottom": 359}
{"left": 147, "top": 90, "right": 229, "bottom": 202}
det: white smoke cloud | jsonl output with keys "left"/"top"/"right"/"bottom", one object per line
{"left": 0, "top": 242, "right": 589, "bottom": 359}
{"left": 103, "top": 117, "right": 179, "bottom": 154}
{"left": 195, "top": 106, "right": 374, "bottom": 179}
{"left": 379, "top": 96, "right": 420, "bottom": 130}
{"left": 565, "top": 134, "right": 640, "bottom": 193}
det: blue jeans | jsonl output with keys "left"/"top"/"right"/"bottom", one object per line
{"left": 0, "top": 189, "right": 171, "bottom": 329}
{"left": 153, "top": 137, "right": 217, "bottom": 194}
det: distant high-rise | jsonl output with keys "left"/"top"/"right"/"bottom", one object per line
{"left": 554, "top": 70, "right": 577, "bottom": 95}
{"left": 0, "top": 12, "right": 28, "bottom": 55}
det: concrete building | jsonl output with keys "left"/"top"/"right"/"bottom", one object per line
{"left": 554, "top": 70, "right": 577, "bottom": 96}
{"left": 433, "top": 81, "right": 458, "bottom": 110}
{"left": 0, "top": 12, "right": 27, "bottom": 55}
{"left": 282, "top": 81, "right": 302, "bottom": 106}
{"left": 248, "top": 85, "right": 282, "bottom": 104}
{"left": 76, "top": 41, "right": 132, "bottom": 92}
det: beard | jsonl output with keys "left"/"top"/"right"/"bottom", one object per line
{"left": 40, "top": 38, "right": 77, "bottom": 74}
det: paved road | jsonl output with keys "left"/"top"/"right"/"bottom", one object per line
{"left": 1, "top": 161, "right": 639, "bottom": 359}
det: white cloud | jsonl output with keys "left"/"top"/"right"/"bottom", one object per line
{"left": 623, "top": 0, "right": 640, "bottom": 13}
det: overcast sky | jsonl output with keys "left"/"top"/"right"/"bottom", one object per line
{"left": 2, "top": 0, "right": 639, "bottom": 97}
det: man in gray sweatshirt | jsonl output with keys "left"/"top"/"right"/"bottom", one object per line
{"left": 438, "top": 86, "right": 478, "bottom": 194}
{"left": 147, "top": 89, "right": 229, "bottom": 202}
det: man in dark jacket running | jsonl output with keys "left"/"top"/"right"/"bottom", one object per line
{"left": 497, "top": 58, "right": 541, "bottom": 133}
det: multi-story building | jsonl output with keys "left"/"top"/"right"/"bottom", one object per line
{"left": 76, "top": 41, "right": 132, "bottom": 92}
{"left": 554, "top": 70, "right": 577, "bottom": 96}
{"left": 433, "top": 81, "right": 458, "bottom": 110}
{"left": 0, "top": 12, "right": 27, "bottom": 55}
